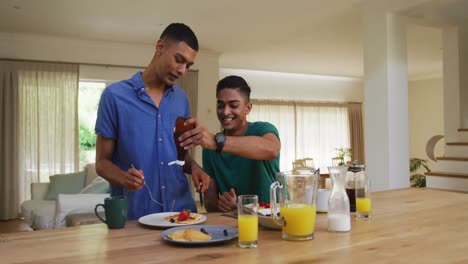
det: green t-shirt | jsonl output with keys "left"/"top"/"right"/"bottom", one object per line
{"left": 202, "top": 121, "right": 280, "bottom": 202}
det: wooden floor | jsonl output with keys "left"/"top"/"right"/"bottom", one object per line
{"left": 0, "top": 219, "right": 33, "bottom": 233}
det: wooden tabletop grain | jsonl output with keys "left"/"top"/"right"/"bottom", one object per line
{"left": 1, "top": 188, "right": 467, "bottom": 263}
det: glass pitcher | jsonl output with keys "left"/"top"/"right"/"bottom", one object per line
{"left": 270, "top": 168, "right": 319, "bottom": 241}
{"left": 327, "top": 166, "right": 351, "bottom": 232}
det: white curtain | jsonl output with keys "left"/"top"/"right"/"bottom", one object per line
{"left": 249, "top": 100, "right": 350, "bottom": 172}
{"left": 296, "top": 105, "right": 350, "bottom": 170}
{"left": 0, "top": 60, "right": 79, "bottom": 220}
{"left": 248, "top": 103, "right": 295, "bottom": 171}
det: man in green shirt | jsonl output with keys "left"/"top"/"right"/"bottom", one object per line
{"left": 178, "top": 75, "right": 280, "bottom": 212}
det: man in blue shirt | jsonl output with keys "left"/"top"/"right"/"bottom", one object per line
{"left": 95, "top": 23, "right": 210, "bottom": 220}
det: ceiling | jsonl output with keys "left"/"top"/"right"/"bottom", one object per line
{"left": 0, "top": 0, "right": 466, "bottom": 79}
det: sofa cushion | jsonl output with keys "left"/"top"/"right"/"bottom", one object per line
{"left": 46, "top": 171, "right": 86, "bottom": 200}
{"left": 54, "top": 193, "right": 109, "bottom": 228}
{"left": 21, "top": 200, "right": 55, "bottom": 230}
{"left": 31, "top": 182, "right": 50, "bottom": 200}
{"left": 66, "top": 212, "right": 104, "bottom": 227}
{"left": 84, "top": 163, "right": 99, "bottom": 186}
{"left": 80, "top": 176, "right": 109, "bottom": 194}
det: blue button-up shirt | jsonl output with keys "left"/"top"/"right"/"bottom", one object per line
{"left": 95, "top": 72, "right": 197, "bottom": 220}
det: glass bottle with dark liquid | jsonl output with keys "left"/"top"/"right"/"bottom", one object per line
{"left": 347, "top": 163, "right": 366, "bottom": 213}
{"left": 171, "top": 116, "right": 201, "bottom": 206}
{"left": 172, "top": 116, "right": 195, "bottom": 166}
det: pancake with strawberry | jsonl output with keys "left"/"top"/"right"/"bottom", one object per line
{"left": 164, "top": 209, "right": 203, "bottom": 224}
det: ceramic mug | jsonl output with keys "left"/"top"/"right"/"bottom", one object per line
{"left": 95, "top": 196, "right": 128, "bottom": 229}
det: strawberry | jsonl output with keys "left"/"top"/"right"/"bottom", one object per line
{"left": 264, "top": 203, "right": 271, "bottom": 209}
{"left": 177, "top": 209, "right": 190, "bottom": 221}
{"left": 259, "top": 201, "right": 265, "bottom": 207}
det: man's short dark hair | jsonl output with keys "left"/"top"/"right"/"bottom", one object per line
{"left": 216, "top": 75, "right": 251, "bottom": 102}
{"left": 160, "top": 23, "right": 199, "bottom": 51}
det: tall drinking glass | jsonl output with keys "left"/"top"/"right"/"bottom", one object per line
{"left": 238, "top": 195, "right": 258, "bottom": 248}
{"left": 355, "top": 168, "right": 371, "bottom": 218}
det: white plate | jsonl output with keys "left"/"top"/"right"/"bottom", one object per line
{"left": 243, "top": 204, "right": 281, "bottom": 230}
{"left": 244, "top": 203, "right": 279, "bottom": 216}
{"left": 138, "top": 212, "right": 206, "bottom": 227}
{"left": 162, "top": 225, "right": 238, "bottom": 246}
{"left": 259, "top": 215, "right": 282, "bottom": 230}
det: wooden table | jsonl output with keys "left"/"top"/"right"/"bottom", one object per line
{"left": 2, "top": 188, "right": 468, "bottom": 263}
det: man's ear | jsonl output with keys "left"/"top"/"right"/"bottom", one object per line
{"left": 245, "top": 102, "right": 253, "bottom": 115}
{"left": 155, "top": 39, "right": 165, "bottom": 56}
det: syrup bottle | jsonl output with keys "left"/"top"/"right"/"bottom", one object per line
{"left": 170, "top": 116, "right": 195, "bottom": 166}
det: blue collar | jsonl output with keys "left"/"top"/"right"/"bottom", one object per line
{"left": 131, "top": 72, "right": 174, "bottom": 96}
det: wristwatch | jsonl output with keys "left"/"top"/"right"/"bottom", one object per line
{"left": 215, "top": 132, "right": 226, "bottom": 153}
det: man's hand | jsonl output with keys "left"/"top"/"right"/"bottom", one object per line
{"left": 191, "top": 163, "right": 210, "bottom": 193}
{"left": 218, "top": 188, "right": 237, "bottom": 212}
{"left": 178, "top": 117, "right": 216, "bottom": 151}
{"left": 96, "top": 135, "right": 145, "bottom": 191}
{"left": 122, "top": 167, "right": 145, "bottom": 191}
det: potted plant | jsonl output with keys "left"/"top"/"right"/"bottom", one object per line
{"left": 335, "top": 147, "right": 352, "bottom": 166}
{"left": 409, "top": 158, "right": 430, "bottom": 188}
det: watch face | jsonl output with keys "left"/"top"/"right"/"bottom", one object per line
{"left": 216, "top": 133, "right": 226, "bottom": 143}
{"left": 215, "top": 133, "right": 226, "bottom": 153}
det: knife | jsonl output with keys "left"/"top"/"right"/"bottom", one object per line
{"left": 198, "top": 182, "right": 204, "bottom": 207}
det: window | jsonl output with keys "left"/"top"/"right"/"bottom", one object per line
{"left": 78, "top": 81, "right": 106, "bottom": 168}
{"left": 248, "top": 101, "right": 351, "bottom": 171}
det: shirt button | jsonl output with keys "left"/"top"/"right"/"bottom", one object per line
{"left": 160, "top": 162, "right": 164, "bottom": 165}
{"left": 161, "top": 185, "right": 166, "bottom": 189}
{"left": 159, "top": 138, "right": 162, "bottom": 142}
{"left": 158, "top": 114, "right": 161, "bottom": 118}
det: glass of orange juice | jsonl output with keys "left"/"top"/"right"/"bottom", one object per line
{"left": 355, "top": 169, "right": 371, "bottom": 218}
{"left": 237, "top": 195, "right": 258, "bottom": 248}
{"left": 271, "top": 168, "right": 319, "bottom": 240}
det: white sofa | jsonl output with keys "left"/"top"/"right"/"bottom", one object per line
{"left": 21, "top": 163, "right": 109, "bottom": 230}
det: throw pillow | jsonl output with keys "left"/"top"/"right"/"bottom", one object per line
{"left": 79, "top": 176, "right": 109, "bottom": 194}
{"left": 46, "top": 171, "right": 86, "bottom": 200}
{"left": 54, "top": 193, "right": 110, "bottom": 228}
{"left": 84, "top": 163, "right": 99, "bottom": 186}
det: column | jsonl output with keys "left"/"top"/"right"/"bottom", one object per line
{"left": 458, "top": 27, "right": 468, "bottom": 129}
{"left": 442, "top": 27, "right": 461, "bottom": 141}
{"left": 363, "top": 10, "right": 410, "bottom": 191}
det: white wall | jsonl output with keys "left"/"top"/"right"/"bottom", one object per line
{"left": 0, "top": 32, "right": 446, "bottom": 171}
{"left": 0, "top": 32, "right": 220, "bottom": 163}
{"left": 79, "top": 64, "right": 144, "bottom": 83}
{"left": 408, "top": 78, "right": 444, "bottom": 172}
{"left": 220, "top": 68, "right": 364, "bottom": 101}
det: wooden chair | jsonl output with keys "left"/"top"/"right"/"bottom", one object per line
{"left": 292, "top": 159, "right": 306, "bottom": 169}
{"left": 331, "top": 157, "right": 343, "bottom": 166}
{"left": 302, "top": 157, "right": 315, "bottom": 169}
